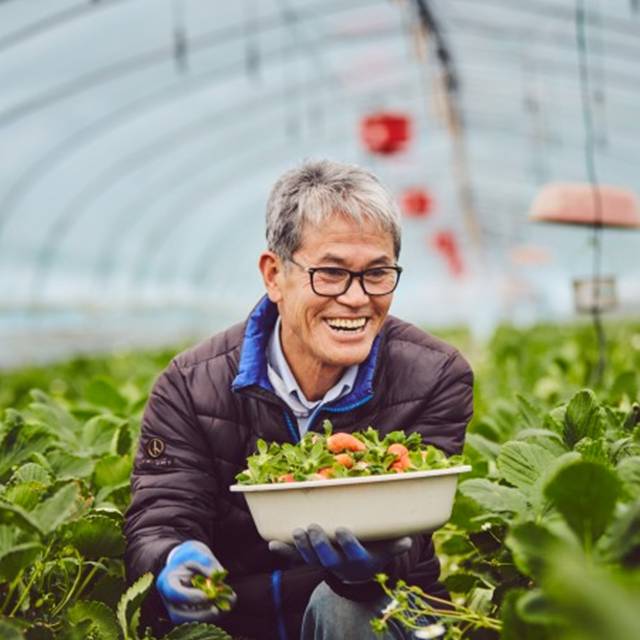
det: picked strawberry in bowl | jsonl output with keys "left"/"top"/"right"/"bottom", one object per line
{"left": 229, "top": 422, "right": 471, "bottom": 543}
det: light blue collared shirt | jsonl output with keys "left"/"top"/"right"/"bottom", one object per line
{"left": 266, "top": 317, "right": 358, "bottom": 436}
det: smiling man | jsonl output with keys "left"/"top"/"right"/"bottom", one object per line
{"left": 124, "top": 160, "right": 474, "bottom": 640}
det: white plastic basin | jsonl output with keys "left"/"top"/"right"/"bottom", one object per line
{"left": 229, "top": 465, "right": 471, "bottom": 542}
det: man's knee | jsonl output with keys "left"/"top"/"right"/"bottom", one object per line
{"left": 302, "top": 582, "right": 387, "bottom": 640}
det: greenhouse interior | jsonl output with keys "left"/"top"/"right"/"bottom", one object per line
{"left": 0, "top": 1, "right": 639, "bottom": 639}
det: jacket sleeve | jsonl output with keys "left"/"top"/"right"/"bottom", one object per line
{"left": 410, "top": 349, "right": 474, "bottom": 455}
{"left": 124, "top": 359, "right": 219, "bottom": 582}
{"left": 327, "top": 349, "right": 474, "bottom": 602}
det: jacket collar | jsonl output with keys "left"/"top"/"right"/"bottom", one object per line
{"left": 232, "top": 295, "right": 381, "bottom": 408}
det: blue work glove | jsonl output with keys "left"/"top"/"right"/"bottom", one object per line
{"left": 269, "top": 523, "right": 412, "bottom": 584}
{"left": 156, "top": 540, "right": 236, "bottom": 624}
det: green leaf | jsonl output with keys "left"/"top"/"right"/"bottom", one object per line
{"left": 610, "top": 371, "right": 638, "bottom": 404}
{"left": 0, "top": 541, "right": 43, "bottom": 582}
{"left": 500, "top": 589, "right": 553, "bottom": 640}
{"left": 506, "top": 522, "right": 561, "bottom": 579}
{"left": 3, "top": 481, "right": 49, "bottom": 511}
{"left": 459, "top": 478, "right": 529, "bottom": 515}
{"left": 10, "top": 463, "right": 51, "bottom": 486}
{"left": 31, "top": 482, "right": 81, "bottom": 535}
{"left": 161, "top": 622, "right": 232, "bottom": 639}
{"left": 111, "top": 421, "right": 133, "bottom": 456}
{"left": 81, "top": 415, "right": 126, "bottom": 457}
{"left": 603, "top": 500, "right": 640, "bottom": 567}
{"left": 27, "top": 390, "right": 80, "bottom": 446}
{"left": 67, "top": 600, "right": 119, "bottom": 640}
{"left": 0, "top": 619, "right": 26, "bottom": 640}
{"left": 117, "top": 572, "right": 154, "bottom": 640}
{"left": 465, "top": 433, "right": 501, "bottom": 461}
{"left": 616, "top": 456, "right": 640, "bottom": 500}
{"left": 514, "top": 429, "right": 566, "bottom": 457}
{"left": 61, "top": 515, "right": 125, "bottom": 559}
{"left": 466, "top": 586, "right": 493, "bottom": 614}
{"left": 86, "top": 378, "right": 128, "bottom": 414}
{"left": 443, "top": 572, "right": 480, "bottom": 593}
{"left": 87, "top": 572, "right": 127, "bottom": 610}
{"left": 497, "top": 441, "right": 556, "bottom": 491}
{"left": 563, "top": 389, "right": 603, "bottom": 449}
{"left": 0, "top": 421, "right": 55, "bottom": 479}
{"left": 515, "top": 393, "right": 543, "bottom": 428}
{"left": 542, "top": 545, "right": 640, "bottom": 640}
{"left": 94, "top": 455, "right": 132, "bottom": 490}
{"left": 0, "top": 501, "right": 43, "bottom": 536}
{"left": 516, "top": 589, "right": 563, "bottom": 626}
{"left": 544, "top": 460, "right": 619, "bottom": 548}
{"left": 47, "top": 450, "right": 95, "bottom": 480}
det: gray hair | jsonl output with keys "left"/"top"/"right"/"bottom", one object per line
{"left": 265, "top": 159, "right": 402, "bottom": 260}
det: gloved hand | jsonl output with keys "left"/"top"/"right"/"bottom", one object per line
{"left": 269, "top": 523, "right": 412, "bottom": 584}
{"left": 156, "top": 540, "right": 236, "bottom": 624}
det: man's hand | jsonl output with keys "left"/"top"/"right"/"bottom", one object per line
{"left": 156, "top": 540, "right": 237, "bottom": 624}
{"left": 269, "top": 524, "right": 412, "bottom": 584}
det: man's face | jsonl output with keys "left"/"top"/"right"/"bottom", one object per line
{"left": 272, "top": 213, "right": 396, "bottom": 375}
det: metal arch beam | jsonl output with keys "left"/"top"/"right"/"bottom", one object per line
{"left": 452, "top": 0, "right": 640, "bottom": 44}
{"left": 28, "top": 31, "right": 416, "bottom": 288}
{"left": 449, "top": 13, "right": 640, "bottom": 71}
{"left": 0, "top": 0, "right": 391, "bottom": 242}
{"left": 160, "top": 96, "right": 640, "bottom": 290}
{"left": 0, "top": 0, "right": 378, "bottom": 128}
{"left": 0, "top": 0, "right": 131, "bottom": 54}
{"left": 26, "top": 0, "right": 352, "bottom": 286}
{"left": 3, "top": 5, "right": 639, "bottom": 244}
{"left": 45, "top": 65, "right": 640, "bottom": 296}
{"left": 91, "top": 63, "right": 362, "bottom": 284}
{"left": 127, "top": 76, "right": 418, "bottom": 286}
{"left": 36, "top": 66, "right": 334, "bottom": 283}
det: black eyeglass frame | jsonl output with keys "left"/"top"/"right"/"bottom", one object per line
{"left": 288, "top": 258, "right": 403, "bottom": 297}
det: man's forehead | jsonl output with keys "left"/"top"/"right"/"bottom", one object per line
{"left": 299, "top": 213, "right": 393, "bottom": 244}
{"left": 313, "top": 251, "right": 393, "bottom": 266}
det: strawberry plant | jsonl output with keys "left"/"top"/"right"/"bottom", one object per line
{"left": 1, "top": 323, "right": 639, "bottom": 640}
{"left": 236, "top": 423, "right": 465, "bottom": 485}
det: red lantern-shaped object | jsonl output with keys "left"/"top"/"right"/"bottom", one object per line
{"left": 360, "top": 112, "right": 411, "bottom": 155}
{"left": 430, "top": 230, "right": 464, "bottom": 277}
{"left": 401, "top": 188, "right": 433, "bottom": 218}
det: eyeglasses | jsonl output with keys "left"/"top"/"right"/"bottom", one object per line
{"left": 288, "top": 258, "right": 403, "bottom": 297}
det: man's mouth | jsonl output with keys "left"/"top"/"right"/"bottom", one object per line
{"left": 325, "top": 317, "right": 368, "bottom": 332}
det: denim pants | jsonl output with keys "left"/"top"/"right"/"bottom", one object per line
{"left": 299, "top": 582, "right": 443, "bottom": 640}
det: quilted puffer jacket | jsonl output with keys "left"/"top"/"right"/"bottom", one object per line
{"left": 123, "top": 296, "right": 473, "bottom": 640}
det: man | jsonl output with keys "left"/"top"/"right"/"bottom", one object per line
{"left": 124, "top": 159, "right": 473, "bottom": 640}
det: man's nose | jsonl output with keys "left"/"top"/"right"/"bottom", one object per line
{"left": 337, "top": 275, "right": 370, "bottom": 305}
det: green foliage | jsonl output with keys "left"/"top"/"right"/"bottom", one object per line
{"left": 377, "top": 321, "right": 640, "bottom": 639}
{"left": 1, "top": 322, "right": 639, "bottom": 640}
{"left": 0, "top": 346, "right": 232, "bottom": 639}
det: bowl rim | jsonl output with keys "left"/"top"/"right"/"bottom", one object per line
{"left": 229, "top": 464, "right": 472, "bottom": 493}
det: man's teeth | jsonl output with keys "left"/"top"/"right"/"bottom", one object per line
{"left": 327, "top": 318, "right": 367, "bottom": 330}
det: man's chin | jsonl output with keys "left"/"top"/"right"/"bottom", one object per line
{"left": 321, "top": 343, "right": 373, "bottom": 368}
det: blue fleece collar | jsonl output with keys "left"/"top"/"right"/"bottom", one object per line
{"left": 232, "top": 295, "right": 380, "bottom": 408}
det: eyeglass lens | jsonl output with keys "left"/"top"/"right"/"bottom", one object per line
{"left": 312, "top": 268, "right": 399, "bottom": 295}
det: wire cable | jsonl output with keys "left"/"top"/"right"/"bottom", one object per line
{"left": 575, "top": 0, "right": 607, "bottom": 383}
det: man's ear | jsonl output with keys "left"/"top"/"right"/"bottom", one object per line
{"left": 259, "top": 251, "right": 284, "bottom": 303}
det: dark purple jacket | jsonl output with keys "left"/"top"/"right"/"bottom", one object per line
{"left": 124, "top": 296, "right": 473, "bottom": 639}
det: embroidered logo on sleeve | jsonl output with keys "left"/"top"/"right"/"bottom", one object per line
{"left": 146, "top": 437, "right": 166, "bottom": 458}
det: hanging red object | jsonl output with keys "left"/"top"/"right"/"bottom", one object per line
{"left": 430, "top": 230, "right": 464, "bottom": 277}
{"left": 401, "top": 187, "right": 433, "bottom": 218}
{"left": 360, "top": 112, "right": 411, "bottom": 155}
